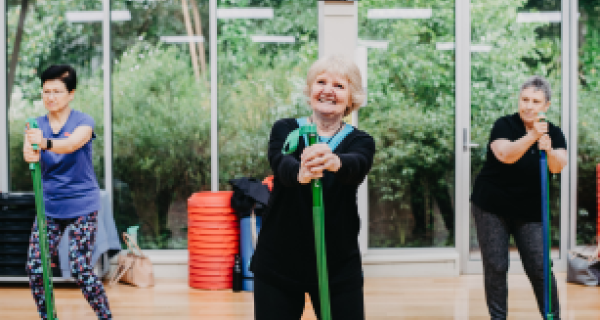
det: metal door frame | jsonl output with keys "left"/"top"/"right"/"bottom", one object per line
{"left": 457, "top": 0, "right": 575, "bottom": 274}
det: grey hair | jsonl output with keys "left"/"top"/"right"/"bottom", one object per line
{"left": 520, "top": 75, "right": 551, "bottom": 102}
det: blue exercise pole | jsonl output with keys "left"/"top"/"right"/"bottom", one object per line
{"left": 539, "top": 112, "right": 553, "bottom": 320}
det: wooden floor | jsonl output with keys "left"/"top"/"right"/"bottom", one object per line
{"left": 1, "top": 273, "right": 599, "bottom": 319}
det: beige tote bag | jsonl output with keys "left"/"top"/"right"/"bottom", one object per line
{"left": 109, "top": 233, "right": 154, "bottom": 288}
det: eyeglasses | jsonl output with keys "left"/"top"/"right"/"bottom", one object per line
{"left": 42, "top": 91, "right": 68, "bottom": 97}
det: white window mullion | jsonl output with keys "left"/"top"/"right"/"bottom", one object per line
{"left": 1, "top": 0, "right": 8, "bottom": 192}
{"left": 455, "top": 0, "right": 472, "bottom": 274}
{"left": 103, "top": 0, "right": 113, "bottom": 214}
{"left": 210, "top": 0, "right": 218, "bottom": 191}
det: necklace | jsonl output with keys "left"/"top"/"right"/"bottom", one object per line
{"left": 309, "top": 116, "right": 345, "bottom": 144}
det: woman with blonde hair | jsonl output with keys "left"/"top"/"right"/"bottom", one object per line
{"left": 251, "top": 55, "right": 375, "bottom": 319}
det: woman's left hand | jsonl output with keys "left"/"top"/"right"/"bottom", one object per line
{"left": 25, "top": 128, "right": 44, "bottom": 146}
{"left": 538, "top": 134, "right": 552, "bottom": 152}
{"left": 301, "top": 143, "right": 342, "bottom": 175}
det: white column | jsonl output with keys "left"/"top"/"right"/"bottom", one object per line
{"left": 567, "top": 0, "right": 579, "bottom": 252}
{"left": 103, "top": 0, "right": 113, "bottom": 211}
{"left": 210, "top": 0, "right": 218, "bottom": 191}
{"left": 319, "top": 1, "right": 368, "bottom": 254}
{"left": 319, "top": 1, "right": 358, "bottom": 59}
{"left": 455, "top": 0, "right": 471, "bottom": 274}
{"left": 1, "top": 0, "right": 8, "bottom": 192}
{"left": 319, "top": 1, "right": 361, "bottom": 127}
{"left": 355, "top": 45, "right": 368, "bottom": 255}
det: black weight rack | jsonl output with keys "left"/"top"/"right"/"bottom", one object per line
{"left": 0, "top": 193, "right": 61, "bottom": 281}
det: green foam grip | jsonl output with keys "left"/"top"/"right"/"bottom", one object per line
{"left": 282, "top": 124, "right": 318, "bottom": 155}
{"left": 26, "top": 118, "right": 40, "bottom": 170}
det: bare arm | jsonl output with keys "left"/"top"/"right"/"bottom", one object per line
{"left": 538, "top": 134, "right": 567, "bottom": 174}
{"left": 491, "top": 116, "right": 548, "bottom": 164}
{"left": 491, "top": 120, "right": 567, "bottom": 174}
{"left": 490, "top": 132, "right": 538, "bottom": 164}
{"left": 26, "top": 126, "right": 94, "bottom": 155}
{"left": 546, "top": 148, "right": 567, "bottom": 174}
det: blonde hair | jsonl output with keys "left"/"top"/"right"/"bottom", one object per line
{"left": 303, "top": 55, "right": 365, "bottom": 116}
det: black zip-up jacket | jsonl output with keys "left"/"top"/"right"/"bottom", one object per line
{"left": 250, "top": 118, "right": 376, "bottom": 292}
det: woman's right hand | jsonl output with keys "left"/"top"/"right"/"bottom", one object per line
{"left": 23, "top": 136, "right": 40, "bottom": 163}
{"left": 298, "top": 163, "right": 322, "bottom": 184}
{"left": 297, "top": 144, "right": 338, "bottom": 184}
{"left": 298, "top": 145, "right": 325, "bottom": 184}
{"left": 530, "top": 114, "right": 548, "bottom": 139}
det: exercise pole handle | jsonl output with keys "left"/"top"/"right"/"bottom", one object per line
{"left": 26, "top": 118, "right": 40, "bottom": 170}
{"left": 538, "top": 111, "right": 547, "bottom": 123}
{"left": 282, "top": 125, "right": 317, "bottom": 155}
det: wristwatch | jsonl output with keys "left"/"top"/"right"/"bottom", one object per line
{"left": 46, "top": 138, "right": 52, "bottom": 150}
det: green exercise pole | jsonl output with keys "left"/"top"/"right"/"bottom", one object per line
{"left": 27, "top": 118, "right": 57, "bottom": 320}
{"left": 282, "top": 124, "right": 332, "bottom": 320}
{"left": 307, "top": 125, "right": 332, "bottom": 320}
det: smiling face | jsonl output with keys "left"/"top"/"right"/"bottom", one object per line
{"left": 518, "top": 86, "right": 550, "bottom": 126}
{"left": 42, "top": 79, "right": 75, "bottom": 113}
{"left": 309, "top": 72, "right": 351, "bottom": 118}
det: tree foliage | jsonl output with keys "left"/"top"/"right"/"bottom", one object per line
{"left": 7, "top": 0, "right": 600, "bottom": 248}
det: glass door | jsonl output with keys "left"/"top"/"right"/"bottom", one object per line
{"left": 358, "top": 0, "right": 456, "bottom": 250}
{"left": 5, "top": 1, "right": 106, "bottom": 192}
{"left": 462, "top": 0, "right": 567, "bottom": 274}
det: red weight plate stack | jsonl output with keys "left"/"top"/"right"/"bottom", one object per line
{"left": 188, "top": 191, "right": 239, "bottom": 290}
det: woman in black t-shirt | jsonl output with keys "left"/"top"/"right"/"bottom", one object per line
{"left": 471, "top": 76, "right": 567, "bottom": 319}
{"left": 251, "top": 55, "right": 375, "bottom": 320}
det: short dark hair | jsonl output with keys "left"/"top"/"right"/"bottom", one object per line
{"left": 40, "top": 65, "right": 77, "bottom": 92}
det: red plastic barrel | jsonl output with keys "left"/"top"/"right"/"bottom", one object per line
{"left": 188, "top": 191, "right": 239, "bottom": 290}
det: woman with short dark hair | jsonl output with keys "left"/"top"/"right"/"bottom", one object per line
{"left": 471, "top": 75, "right": 567, "bottom": 319}
{"left": 23, "top": 64, "right": 112, "bottom": 319}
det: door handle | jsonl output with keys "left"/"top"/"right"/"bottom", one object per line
{"left": 463, "top": 128, "right": 480, "bottom": 151}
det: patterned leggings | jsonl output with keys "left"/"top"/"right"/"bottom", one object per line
{"left": 26, "top": 211, "right": 112, "bottom": 319}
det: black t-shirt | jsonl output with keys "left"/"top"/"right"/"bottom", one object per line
{"left": 471, "top": 113, "right": 567, "bottom": 222}
{"left": 250, "top": 118, "right": 376, "bottom": 292}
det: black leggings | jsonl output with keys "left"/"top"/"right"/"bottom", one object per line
{"left": 472, "top": 204, "right": 560, "bottom": 320}
{"left": 253, "top": 277, "right": 365, "bottom": 320}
